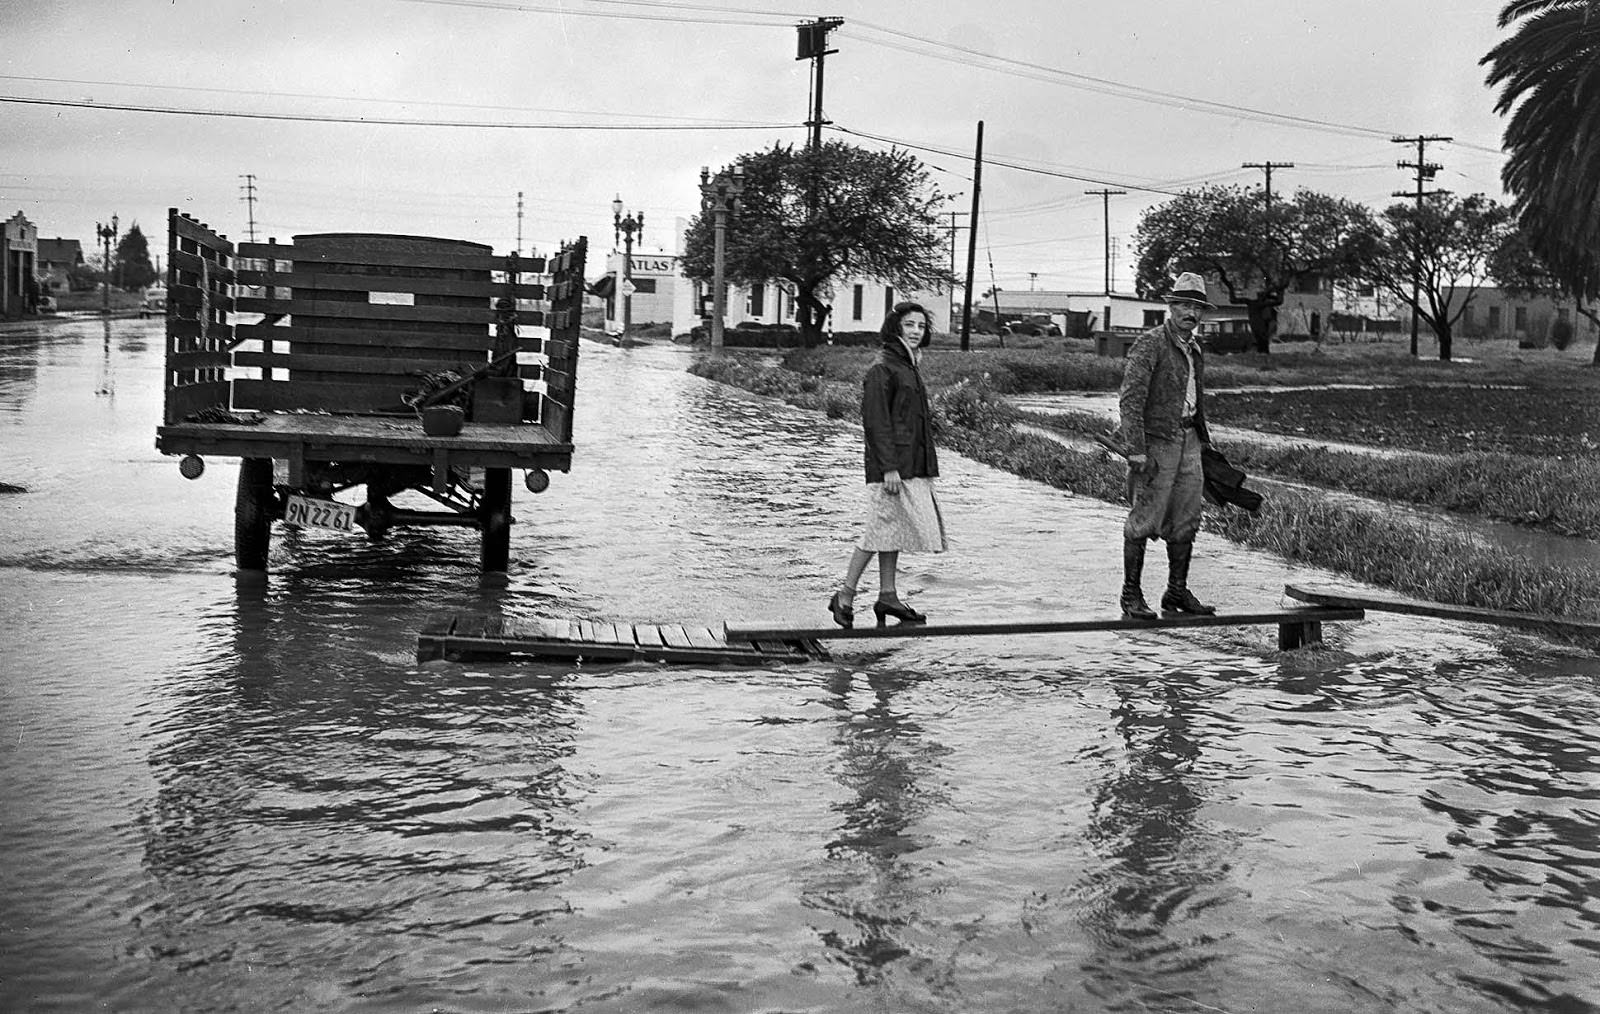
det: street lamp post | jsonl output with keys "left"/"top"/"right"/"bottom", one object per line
{"left": 612, "top": 196, "right": 644, "bottom": 342}
{"left": 96, "top": 214, "right": 118, "bottom": 316}
{"left": 699, "top": 165, "right": 745, "bottom": 352}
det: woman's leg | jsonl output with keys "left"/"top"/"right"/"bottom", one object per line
{"left": 876, "top": 550, "right": 900, "bottom": 601}
{"left": 841, "top": 548, "right": 873, "bottom": 605}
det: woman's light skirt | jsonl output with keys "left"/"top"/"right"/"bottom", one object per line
{"left": 857, "top": 477, "right": 947, "bottom": 553}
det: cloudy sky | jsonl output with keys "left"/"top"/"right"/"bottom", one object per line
{"left": 3, "top": 0, "right": 1513, "bottom": 294}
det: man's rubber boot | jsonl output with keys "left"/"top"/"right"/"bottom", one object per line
{"left": 1120, "top": 538, "right": 1157, "bottom": 620}
{"left": 1161, "top": 539, "right": 1216, "bottom": 615}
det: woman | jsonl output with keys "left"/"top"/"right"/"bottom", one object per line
{"left": 828, "top": 301, "right": 947, "bottom": 629}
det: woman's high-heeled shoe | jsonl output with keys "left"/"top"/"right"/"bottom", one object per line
{"left": 874, "top": 596, "right": 926, "bottom": 628}
{"left": 828, "top": 591, "right": 855, "bottom": 629}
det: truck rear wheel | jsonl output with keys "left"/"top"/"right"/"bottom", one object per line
{"left": 235, "top": 457, "right": 275, "bottom": 581}
{"left": 479, "top": 467, "right": 512, "bottom": 585}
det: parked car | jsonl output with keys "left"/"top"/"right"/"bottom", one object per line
{"left": 999, "top": 315, "right": 1063, "bottom": 337}
{"left": 140, "top": 285, "right": 167, "bottom": 318}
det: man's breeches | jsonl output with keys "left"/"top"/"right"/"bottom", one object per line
{"left": 1123, "top": 430, "right": 1203, "bottom": 542}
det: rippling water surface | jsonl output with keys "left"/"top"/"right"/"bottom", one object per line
{"left": 2, "top": 318, "right": 1597, "bottom": 1013}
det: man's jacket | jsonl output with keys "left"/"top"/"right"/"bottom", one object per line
{"left": 1118, "top": 320, "right": 1212, "bottom": 456}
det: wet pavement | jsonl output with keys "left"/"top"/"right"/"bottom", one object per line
{"left": 2, "top": 315, "right": 1598, "bottom": 1013}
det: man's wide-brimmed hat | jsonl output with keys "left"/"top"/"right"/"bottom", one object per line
{"left": 1162, "top": 272, "right": 1215, "bottom": 309}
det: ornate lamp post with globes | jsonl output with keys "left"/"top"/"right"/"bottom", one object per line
{"left": 611, "top": 196, "right": 643, "bottom": 342}
{"left": 698, "top": 164, "right": 744, "bottom": 351}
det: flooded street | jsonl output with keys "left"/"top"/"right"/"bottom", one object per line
{"left": 3, "top": 316, "right": 1599, "bottom": 1013}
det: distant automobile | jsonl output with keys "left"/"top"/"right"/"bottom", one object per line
{"left": 999, "top": 316, "right": 1063, "bottom": 338}
{"left": 140, "top": 285, "right": 167, "bottom": 318}
{"left": 35, "top": 294, "right": 56, "bottom": 313}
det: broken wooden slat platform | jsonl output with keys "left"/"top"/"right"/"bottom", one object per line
{"left": 416, "top": 614, "right": 827, "bottom": 664}
{"left": 727, "top": 606, "right": 1364, "bottom": 652}
{"left": 1286, "top": 582, "right": 1600, "bottom": 636}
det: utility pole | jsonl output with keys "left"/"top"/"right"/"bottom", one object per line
{"left": 1241, "top": 161, "right": 1294, "bottom": 206}
{"left": 1085, "top": 188, "right": 1124, "bottom": 332}
{"left": 239, "top": 174, "right": 258, "bottom": 243}
{"left": 1391, "top": 134, "right": 1452, "bottom": 357}
{"left": 797, "top": 18, "right": 843, "bottom": 154}
{"left": 960, "top": 121, "right": 984, "bottom": 352}
{"left": 796, "top": 17, "right": 843, "bottom": 340}
{"left": 945, "top": 208, "right": 969, "bottom": 331}
{"left": 516, "top": 191, "right": 524, "bottom": 255}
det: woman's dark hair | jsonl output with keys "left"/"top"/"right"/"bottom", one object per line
{"left": 879, "top": 300, "right": 933, "bottom": 348}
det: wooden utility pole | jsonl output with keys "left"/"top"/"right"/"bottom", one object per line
{"left": 1241, "top": 161, "right": 1293, "bottom": 207}
{"left": 1085, "top": 188, "right": 1124, "bottom": 333}
{"left": 1391, "top": 134, "right": 1452, "bottom": 357}
{"left": 700, "top": 165, "right": 745, "bottom": 353}
{"left": 960, "top": 121, "right": 984, "bottom": 351}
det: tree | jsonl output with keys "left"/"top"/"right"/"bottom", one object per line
{"left": 1361, "top": 193, "right": 1511, "bottom": 362}
{"left": 115, "top": 222, "right": 158, "bottom": 291}
{"left": 681, "top": 142, "right": 950, "bottom": 345}
{"left": 1482, "top": 0, "right": 1600, "bottom": 363}
{"left": 1490, "top": 219, "right": 1600, "bottom": 352}
{"left": 1132, "top": 184, "right": 1379, "bottom": 354}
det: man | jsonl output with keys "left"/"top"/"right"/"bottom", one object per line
{"left": 1117, "top": 271, "right": 1217, "bottom": 620}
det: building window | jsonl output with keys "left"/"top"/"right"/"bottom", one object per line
{"left": 1143, "top": 309, "right": 1164, "bottom": 327}
{"left": 1488, "top": 305, "right": 1502, "bottom": 331}
{"left": 748, "top": 284, "right": 765, "bottom": 318}
{"left": 884, "top": 286, "right": 895, "bottom": 316}
{"left": 630, "top": 278, "right": 656, "bottom": 294}
{"left": 852, "top": 284, "right": 863, "bottom": 321}
{"left": 1514, "top": 305, "right": 1527, "bottom": 331}
{"left": 1294, "top": 273, "right": 1321, "bottom": 294}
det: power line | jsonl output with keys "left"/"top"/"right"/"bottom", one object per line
{"left": 0, "top": 72, "right": 785, "bottom": 126}
{"left": 1241, "top": 160, "right": 1294, "bottom": 205}
{"left": 395, "top": 0, "right": 797, "bottom": 27}
{"left": 0, "top": 94, "right": 799, "bottom": 131}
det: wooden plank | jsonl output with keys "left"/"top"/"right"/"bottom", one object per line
{"left": 683, "top": 626, "right": 723, "bottom": 650}
{"left": 236, "top": 243, "right": 544, "bottom": 274}
{"left": 232, "top": 269, "right": 546, "bottom": 300}
{"left": 169, "top": 249, "right": 238, "bottom": 283}
{"left": 1284, "top": 583, "right": 1600, "bottom": 635}
{"left": 231, "top": 323, "right": 500, "bottom": 352}
{"left": 235, "top": 297, "right": 500, "bottom": 325}
{"left": 574, "top": 619, "right": 594, "bottom": 644}
{"left": 171, "top": 214, "right": 234, "bottom": 249}
{"left": 588, "top": 621, "right": 621, "bottom": 645}
{"left": 658, "top": 625, "right": 694, "bottom": 650}
{"left": 232, "top": 378, "right": 408, "bottom": 413}
{"left": 633, "top": 624, "right": 664, "bottom": 648}
{"left": 233, "top": 350, "right": 486, "bottom": 376}
{"left": 725, "top": 608, "right": 1366, "bottom": 642}
{"left": 163, "top": 382, "right": 231, "bottom": 425}
{"left": 168, "top": 350, "right": 232, "bottom": 371}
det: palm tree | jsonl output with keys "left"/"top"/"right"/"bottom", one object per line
{"left": 1482, "top": 0, "right": 1600, "bottom": 360}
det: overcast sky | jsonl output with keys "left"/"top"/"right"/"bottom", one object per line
{"left": 3, "top": 0, "right": 1513, "bottom": 295}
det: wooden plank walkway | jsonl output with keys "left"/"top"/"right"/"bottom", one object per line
{"left": 416, "top": 614, "right": 828, "bottom": 664}
{"left": 1286, "top": 582, "right": 1600, "bottom": 636}
{"left": 726, "top": 606, "right": 1364, "bottom": 651}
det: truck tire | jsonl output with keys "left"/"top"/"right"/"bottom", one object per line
{"left": 479, "top": 468, "right": 512, "bottom": 585}
{"left": 235, "top": 457, "right": 275, "bottom": 580}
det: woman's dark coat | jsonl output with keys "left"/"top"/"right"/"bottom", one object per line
{"left": 861, "top": 338, "right": 939, "bottom": 483}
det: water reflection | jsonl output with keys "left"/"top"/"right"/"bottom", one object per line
{"left": 128, "top": 585, "right": 590, "bottom": 1005}
{"left": 808, "top": 668, "right": 948, "bottom": 987}
{"left": 1075, "top": 667, "right": 1237, "bottom": 1006}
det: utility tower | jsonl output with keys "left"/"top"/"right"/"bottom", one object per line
{"left": 1391, "top": 134, "right": 1452, "bottom": 357}
{"left": 516, "top": 191, "right": 524, "bottom": 255}
{"left": 1241, "top": 161, "right": 1294, "bottom": 206}
{"left": 796, "top": 18, "right": 843, "bottom": 153}
{"left": 239, "top": 174, "right": 259, "bottom": 243}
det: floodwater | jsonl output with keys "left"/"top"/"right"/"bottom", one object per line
{"left": 3, "top": 316, "right": 1598, "bottom": 1014}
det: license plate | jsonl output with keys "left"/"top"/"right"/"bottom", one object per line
{"left": 284, "top": 494, "right": 357, "bottom": 534}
